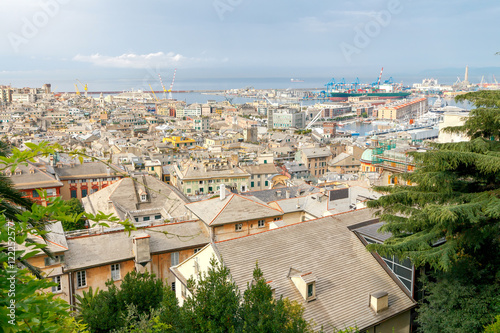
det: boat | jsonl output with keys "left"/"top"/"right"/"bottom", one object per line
{"left": 291, "top": 78, "right": 304, "bottom": 83}
{"left": 327, "top": 91, "right": 411, "bottom": 100}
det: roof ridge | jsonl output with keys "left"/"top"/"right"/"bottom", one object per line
{"left": 208, "top": 194, "right": 235, "bottom": 225}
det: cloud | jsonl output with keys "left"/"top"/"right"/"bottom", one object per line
{"left": 72, "top": 51, "right": 212, "bottom": 68}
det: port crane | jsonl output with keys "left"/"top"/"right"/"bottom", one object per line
{"left": 168, "top": 68, "right": 176, "bottom": 100}
{"left": 350, "top": 77, "right": 360, "bottom": 91}
{"left": 158, "top": 74, "right": 167, "bottom": 99}
{"left": 383, "top": 77, "right": 394, "bottom": 85}
{"left": 334, "top": 78, "right": 346, "bottom": 90}
{"left": 76, "top": 79, "right": 88, "bottom": 98}
{"left": 74, "top": 84, "right": 80, "bottom": 96}
{"left": 324, "top": 78, "right": 335, "bottom": 93}
{"left": 149, "top": 84, "right": 159, "bottom": 101}
{"left": 371, "top": 67, "right": 384, "bottom": 88}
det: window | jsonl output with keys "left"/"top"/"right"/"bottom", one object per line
{"left": 32, "top": 190, "right": 39, "bottom": 198}
{"left": 194, "top": 248, "right": 202, "bottom": 254}
{"left": 154, "top": 215, "right": 162, "bottom": 220}
{"left": 111, "top": 263, "right": 120, "bottom": 281}
{"left": 81, "top": 189, "right": 87, "bottom": 198}
{"left": 45, "top": 255, "right": 64, "bottom": 266}
{"left": 171, "top": 252, "right": 179, "bottom": 266}
{"left": 143, "top": 216, "right": 150, "bottom": 221}
{"left": 81, "top": 179, "right": 87, "bottom": 183}
{"left": 76, "top": 271, "right": 86, "bottom": 288}
{"left": 235, "top": 223, "right": 243, "bottom": 232}
{"left": 46, "top": 188, "right": 56, "bottom": 196}
{"left": 52, "top": 276, "right": 62, "bottom": 293}
{"left": 92, "top": 178, "right": 98, "bottom": 182}
{"left": 273, "top": 217, "right": 281, "bottom": 221}
{"left": 307, "top": 283, "right": 314, "bottom": 297}
{"left": 187, "top": 188, "right": 191, "bottom": 194}
{"left": 69, "top": 180, "right": 77, "bottom": 184}
{"left": 141, "top": 194, "right": 147, "bottom": 201}
{"left": 171, "top": 282, "right": 176, "bottom": 292}
{"left": 91, "top": 187, "right": 98, "bottom": 194}
{"left": 134, "top": 218, "right": 139, "bottom": 222}
{"left": 251, "top": 181, "right": 254, "bottom": 187}
{"left": 258, "top": 220, "right": 265, "bottom": 228}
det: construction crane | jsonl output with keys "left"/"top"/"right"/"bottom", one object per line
{"left": 76, "top": 79, "right": 88, "bottom": 98}
{"left": 158, "top": 74, "right": 167, "bottom": 99}
{"left": 149, "top": 84, "right": 159, "bottom": 101}
{"left": 74, "top": 84, "right": 80, "bottom": 96}
{"left": 168, "top": 68, "right": 177, "bottom": 100}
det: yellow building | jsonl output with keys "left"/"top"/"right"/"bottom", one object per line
{"left": 163, "top": 136, "right": 196, "bottom": 149}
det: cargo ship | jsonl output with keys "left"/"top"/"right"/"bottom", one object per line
{"left": 327, "top": 91, "right": 411, "bottom": 99}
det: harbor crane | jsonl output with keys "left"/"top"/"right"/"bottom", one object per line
{"left": 74, "top": 84, "right": 80, "bottom": 96}
{"left": 158, "top": 74, "right": 167, "bottom": 99}
{"left": 383, "top": 77, "right": 394, "bottom": 84}
{"left": 334, "top": 78, "right": 346, "bottom": 90}
{"left": 351, "top": 77, "right": 360, "bottom": 91}
{"left": 168, "top": 68, "right": 177, "bottom": 100}
{"left": 149, "top": 84, "right": 159, "bottom": 101}
{"left": 76, "top": 79, "right": 88, "bottom": 98}
{"left": 324, "top": 78, "right": 335, "bottom": 93}
{"left": 371, "top": 67, "right": 384, "bottom": 88}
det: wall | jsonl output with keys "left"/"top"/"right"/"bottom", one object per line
{"left": 365, "top": 310, "right": 411, "bottom": 333}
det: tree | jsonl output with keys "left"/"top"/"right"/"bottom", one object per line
{"left": 77, "top": 271, "right": 165, "bottom": 333}
{"left": 0, "top": 209, "right": 87, "bottom": 332}
{"left": 366, "top": 90, "right": 500, "bottom": 332}
{"left": 62, "top": 198, "right": 86, "bottom": 231}
{"left": 241, "top": 263, "right": 311, "bottom": 333}
{"left": 181, "top": 257, "right": 242, "bottom": 332}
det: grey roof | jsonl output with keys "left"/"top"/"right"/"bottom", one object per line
{"left": 186, "top": 194, "right": 283, "bottom": 226}
{"left": 241, "top": 164, "right": 278, "bottom": 175}
{"left": 2, "top": 162, "right": 63, "bottom": 190}
{"left": 241, "top": 185, "right": 319, "bottom": 204}
{"left": 82, "top": 176, "right": 191, "bottom": 221}
{"left": 353, "top": 221, "right": 392, "bottom": 242}
{"left": 64, "top": 221, "right": 209, "bottom": 270}
{"left": 175, "top": 163, "right": 250, "bottom": 181}
{"left": 215, "top": 209, "right": 415, "bottom": 331}
{"left": 53, "top": 162, "right": 124, "bottom": 179}
{"left": 301, "top": 147, "right": 332, "bottom": 158}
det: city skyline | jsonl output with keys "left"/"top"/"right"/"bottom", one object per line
{"left": 1, "top": 0, "right": 499, "bottom": 90}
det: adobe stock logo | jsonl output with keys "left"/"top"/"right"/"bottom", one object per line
{"left": 213, "top": 0, "right": 242, "bottom": 21}
{"left": 7, "top": 0, "right": 71, "bottom": 53}
{"left": 340, "top": 0, "right": 404, "bottom": 63}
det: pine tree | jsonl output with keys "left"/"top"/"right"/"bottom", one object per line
{"left": 180, "top": 257, "right": 242, "bottom": 332}
{"left": 366, "top": 91, "right": 500, "bottom": 332}
{"left": 367, "top": 91, "right": 500, "bottom": 271}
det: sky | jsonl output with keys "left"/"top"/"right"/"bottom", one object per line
{"left": 0, "top": 0, "right": 499, "bottom": 91}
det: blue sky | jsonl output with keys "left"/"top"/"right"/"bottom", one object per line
{"left": 1, "top": 0, "right": 499, "bottom": 90}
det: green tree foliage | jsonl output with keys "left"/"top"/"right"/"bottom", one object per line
{"left": 181, "top": 257, "right": 242, "bottom": 332}
{"left": 78, "top": 271, "right": 165, "bottom": 333}
{"left": 417, "top": 268, "right": 500, "bottom": 333}
{"left": 241, "top": 263, "right": 311, "bottom": 333}
{"left": 62, "top": 198, "right": 86, "bottom": 231}
{"left": 0, "top": 213, "right": 87, "bottom": 332}
{"left": 484, "top": 315, "right": 500, "bottom": 333}
{"left": 367, "top": 91, "right": 500, "bottom": 271}
{"left": 366, "top": 90, "right": 500, "bottom": 332}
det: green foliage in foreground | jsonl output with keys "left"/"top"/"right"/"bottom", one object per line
{"left": 78, "top": 258, "right": 312, "bottom": 333}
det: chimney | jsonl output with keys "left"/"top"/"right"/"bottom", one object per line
{"left": 369, "top": 291, "right": 389, "bottom": 313}
{"left": 133, "top": 233, "right": 151, "bottom": 273}
{"left": 220, "top": 184, "right": 226, "bottom": 201}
